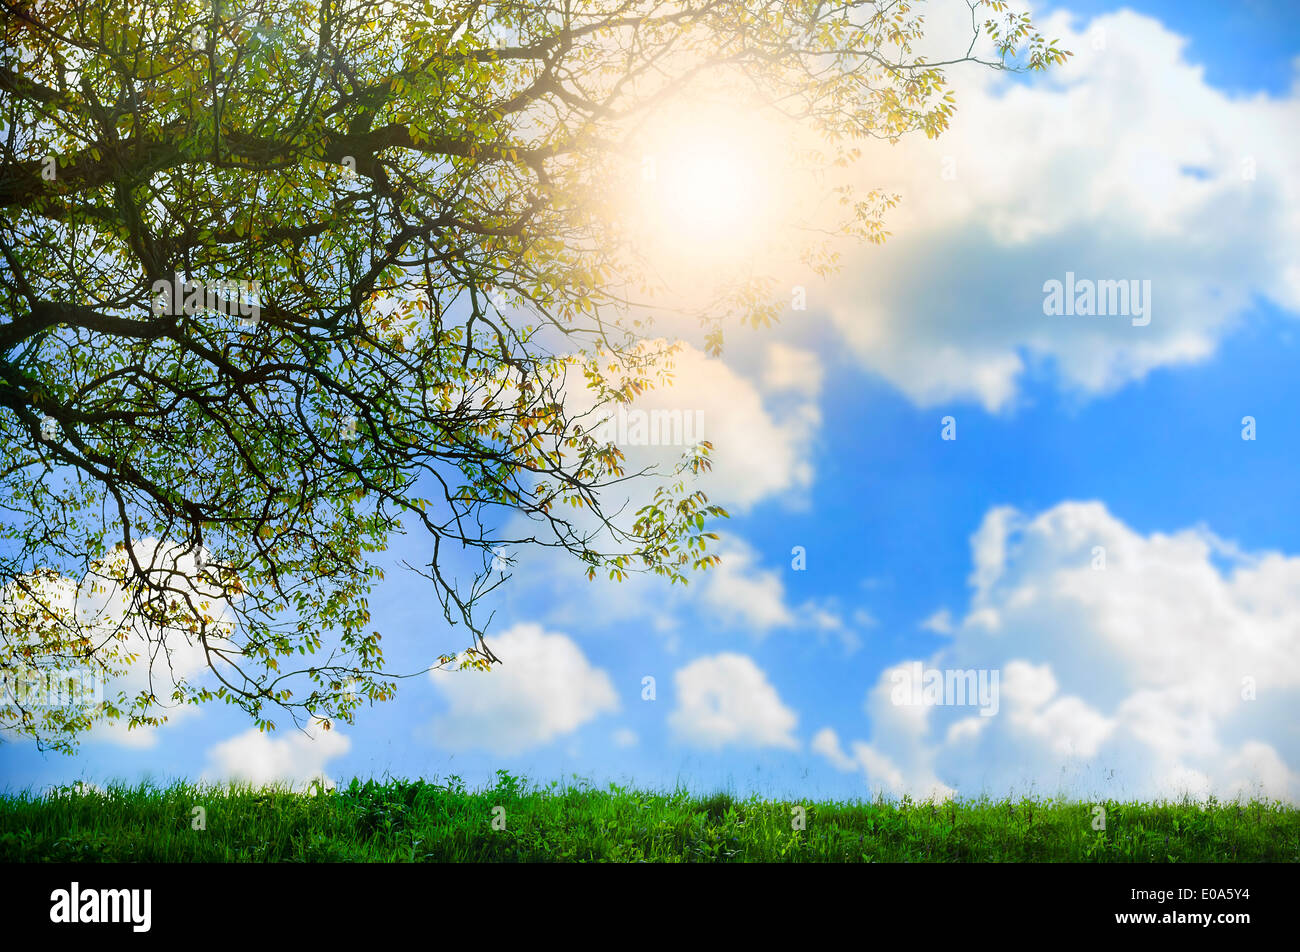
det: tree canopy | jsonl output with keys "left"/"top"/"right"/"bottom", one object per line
{"left": 0, "top": 0, "right": 1067, "bottom": 750}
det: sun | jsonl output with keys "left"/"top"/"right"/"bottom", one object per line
{"left": 653, "top": 138, "right": 762, "bottom": 243}
{"left": 627, "top": 110, "right": 783, "bottom": 270}
{"left": 612, "top": 96, "right": 837, "bottom": 304}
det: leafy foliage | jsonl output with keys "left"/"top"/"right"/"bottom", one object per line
{"left": 0, "top": 0, "right": 1068, "bottom": 749}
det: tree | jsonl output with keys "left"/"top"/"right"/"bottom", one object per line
{"left": 0, "top": 0, "right": 1067, "bottom": 750}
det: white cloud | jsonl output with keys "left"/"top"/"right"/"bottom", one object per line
{"left": 427, "top": 623, "right": 619, "bottom": 754}
{"left": 203, "top": 726, "right": 350, "bottom": 788}
{"left": 567, "top": 340, "right": 819, "bottom": 513}
{"left": 762, "top": 342, "right": 822, "bottom": 399}
{"left": 1, "top": 539, "right": 234, "bottom": 749}
{"left": 613, "top": 728, "right": 639, "bottom": 748}
{"left": 668, "top": 653, "right": 798, "bottom": 750}
{"left": 815, "top": 501, "right": 1300, "bottom": 801}
{"left": 506, "top": 528, "right": 866, "bottom": 655}
{"left": 630, "top": 341, "right": 818, "bottom": 511}
{"left": 700, "top": 539, "right": 795, "bottom": 631}
{"left": 697, "top": 538, "right": 864, "bottom": 650}
{"left": 822, "top": 8, "right": 1300, "bottom": 410}
{"left": 811, "top": 726, "right": 857, "bottom": 771}
{"left": 920, "top": 609, "right": 955, "bottom": 634}
{"left": 813, "top": 725, "right": 955, "bottom": 801}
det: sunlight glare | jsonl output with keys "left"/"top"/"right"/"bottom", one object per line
{"left": 629, "top": 111, "right": 781, "bottom": 270}
{"left": 656, "top": 140, "right": 760, "bottom": 243}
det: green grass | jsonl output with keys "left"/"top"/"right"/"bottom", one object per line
{"left": 2, "top": 773, "right": 1296, "bottom": 861}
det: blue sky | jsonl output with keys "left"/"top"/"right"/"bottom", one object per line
{"left": 4, "top": 1, "right": 1299, "bottom": 802}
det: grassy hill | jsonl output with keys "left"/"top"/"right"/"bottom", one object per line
{"left": 2, "top": 774, "right": 1296, "bottom": 862}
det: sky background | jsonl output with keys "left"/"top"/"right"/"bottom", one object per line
{"left": 4, "top": 0, "right": 1299, "bottom": 803}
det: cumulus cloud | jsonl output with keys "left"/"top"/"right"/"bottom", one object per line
{"left": 669, "top": 653, "right": 799, "bottom": 750}
{"left": 503, "top": 527, "right": 865, "bottom": 655}
{"left": 1, "top": 539, "right": 236, "bottom": 749}
{"left": 688, "top": 537, "right": 862, "bottom": 652}
{"left": 665, "top": 535, "right": 868, "bottom": 655}
{"left": 203, "top": 726, "right": 350, "bottom": 788}
{"left": 813, "top": 726, "right": 954, "bottom": 801}
{"left": 692, "top": 536, "right": 863, "bottom": 651}
{"left": 584, "top": 340, "right": 819, "bottom": 511}
{"left": 427, "top": 623, "right": 619, "bottom": 754}
{"left": 699, "top": 539, "right": 795, "bottom": 631}
{"left": 486, "top": 338, "right": 823, "bottom": 634}
{"left": 815, "top": 501, "right": 1300, "bottom": 802}
{"left": 822, "top": 7, "right": 1300, "bottom": 410}
{"left": 811, "top": 726, "right": 857, "bottom": 772}
{"left": 762, "top": 342, "right": 823, "bottom": 399}
{"left": 920, "top": 609, "right": 956, "bottom": 635}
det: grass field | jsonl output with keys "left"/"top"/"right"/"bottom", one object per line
{"left": 2, "top": 773, "right": 1297, "bottom": 862}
